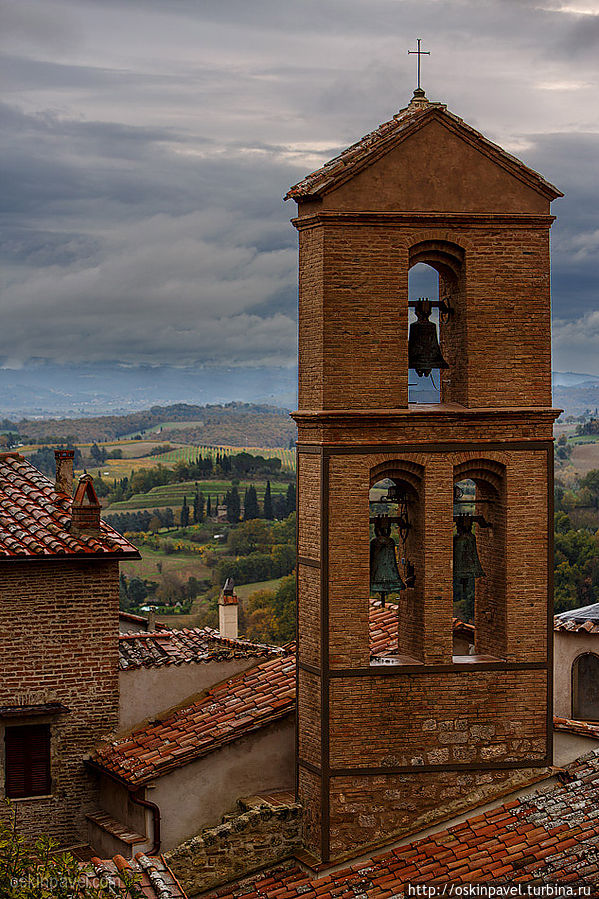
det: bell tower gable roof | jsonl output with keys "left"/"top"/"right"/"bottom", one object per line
{"left": 286, "top": 102, "right": 562, "bottom": 214}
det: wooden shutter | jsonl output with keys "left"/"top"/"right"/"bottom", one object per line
{"left": 5, "top": 724, "right": 51, "bottom": 798}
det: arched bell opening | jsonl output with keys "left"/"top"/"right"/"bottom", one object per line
{"left": 369, "top": 462, "right": 424, "bottom": 663}
{"left": 408, "top": 239, "right": 466, "bottom": 406}
{"left": 572, "top": 653, "right": 599, "bottom": 721}
{"left": 453, "top": 460, "right": 506, "bottom": 661}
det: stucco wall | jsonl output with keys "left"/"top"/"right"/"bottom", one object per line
{"left": 152, "top": 716, "right": 295, "bottom": 850}
{"left": 553, "top": 731, "right": 599, "bottom": 768}
{"left": 119, "top": 657, "right": 259, "bottom": 731}
{"left": 553, "top": 631, "right": 599, "bottom": 718}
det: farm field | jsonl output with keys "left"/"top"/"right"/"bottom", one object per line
{"left": 234, "top": 578, "right": 285, "bottom": 602}
{"left": 85, "top": 441, "right": 295, "bottom": 481}
{"left": 105, "top": 478, "right": 290, "bottom": 512}
{"left": 120, "top": 546, "right": 211, "bottom": 582}
{"left": 569, "top": 441, "right": 599, "bottom": 475}
{"left": 152, "top": 444, "right": 295, "bottom": 472}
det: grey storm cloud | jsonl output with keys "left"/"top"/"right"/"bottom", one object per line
{"left": 0, "top": 0, "right": 598, "bottom": 374}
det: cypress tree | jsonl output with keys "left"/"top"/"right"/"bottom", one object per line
{"left": 180, "top": 495, "right": 190, "bottom": 527}
{"left": 206, "top": 494, "right": 212, "bottom": 517}
{"left": 286, "top": 483, "right": 296, "bottom": 515}
{"left": 263, "top": 480, "right": 274, "bottom": 520}
{"left": 225, "top": 486, "right": 240, "bottom": 523}
{"left": 193, "top": 488, "right": 205, "bottom": 524}
{"left": 243, "top": 484, "right": 260, "bottom": 520}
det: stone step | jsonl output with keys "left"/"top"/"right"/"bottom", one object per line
{"left": 237, "top": 790, "right": 296, "bottom": 813}
{"left": 86, "top": 810, "right": 147, "bottom": 860}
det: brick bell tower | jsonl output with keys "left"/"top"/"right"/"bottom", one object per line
{"left": 287, "top": 88, "right": 562, "bottom": 863}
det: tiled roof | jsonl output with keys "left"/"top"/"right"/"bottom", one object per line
{"left": 98, "top": 602, "right": 463, "bottom": 784}
{"left": 99, "top": 602, "right": 474, "bottom": 784}
{"left": 554, "top": 716, "right": 599, "bottom": 740}
{"left": 0, "top": 453, "right": 139, "bottom": 559}
{"left": 369, "top": 600, "right": 474, "bottom": 657}
{"left": 119, "top": 627, "right": 282, "bottom": 670}
{"left": 119, "top": 610, "right": 167, "bottom": 630}
{"left": 84, "top": 853, "right": 187, "bottom": 898}
{"left": 93, "top": 651, "right": 296, "bottom": 785}
{"left": 211, "top": 750, "right": 599, "bottom": 896}
{"left": 554, "top": 605, "right": 599, "bottom": 634}
{"left": 368, "top": 600, "right": 400, "bottom": 655}
{"left": 285, "top": 101, "right": 562, "bottom": 201}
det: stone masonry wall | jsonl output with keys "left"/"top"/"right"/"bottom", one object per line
{"left": 165, "top": 801, "right": 302, "bottom": 896}
{"left": 328, "top": 766, "right": 550, "bottom": 859}
{"left": 0, "top": 560, "right": 120, "bottom": 845}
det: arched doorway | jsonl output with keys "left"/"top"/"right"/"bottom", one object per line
{"left": 572, "top": 653, "right": 599, "bottom": 720}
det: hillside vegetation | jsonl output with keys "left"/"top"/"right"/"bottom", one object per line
{"left": 0, "top": 402, "right": 295, "bottom": 447}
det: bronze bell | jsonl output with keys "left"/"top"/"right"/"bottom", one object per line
{"left": 408, "top": 299, "right": 449, "bottom": 377}
{"left": 453, "top": 515, "right": 485, "bottom": 585}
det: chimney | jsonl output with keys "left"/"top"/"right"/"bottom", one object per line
{"left": 147, "top": 609, "right": 156, "bottom": 633}
{"left": 219, "top": 578, "right": 239, "bottom": 640}
{"left": 71, "top": 474, "right": 102, "bottom": 536}
{"left": 54, "top": 449, "right": 75, "bottom": 495}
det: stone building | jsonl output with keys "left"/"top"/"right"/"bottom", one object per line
{"left": 0, "top": 450, "right": 139, "bottom": 846}
{"left": 554, "top": 603, "right": 599, "bottom": 721}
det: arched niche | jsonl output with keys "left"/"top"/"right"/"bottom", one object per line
{"left": 408, "top": 239, "right": 466, "bottom": 406}
{"left": 572, "top": 653, "right": 599, "bottom": 721}
{"left": 453, "top": 459, "right": 506, "bottom": 660}
{"left": 369, "top": 460, "right": 424, "bottom": 662}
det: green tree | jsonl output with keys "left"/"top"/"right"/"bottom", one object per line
{"left": 128, "top": 577, "right": 148, "bottom": 607}
{"left": 180, "top": 495, "right": 190, "bottom": 527}
{"left": 285, "top": 483, "right": 296, "bottom": 515}
{"left": 263, "top": 480, "right": 273, "bottom": 520}
{"left": 225, "top": 486, "right": 241, "bottom": 523}
{"left": 244, "top": 575, "right": 296, "bottom": 644}
{"left": 229, "top": 519, "right": 272, "bottom": 555}
{"left": 206, "top": 494, "right": 212, "bottom": 517}
{"left": 243, "top": 484, "right": 260, "bottom": 520}
{"left": 193, "top": 488, "right": 205, "bottom": 524}
{"left": 579, "top": 469, "right": 599, "bottom": 511}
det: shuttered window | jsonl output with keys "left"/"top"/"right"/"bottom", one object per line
{"left": 5, "top": 724, "right": 51, "bottom": 798}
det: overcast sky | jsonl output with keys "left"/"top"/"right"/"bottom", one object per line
{"left": 1, "top": 0, "right": 598, "bottom": 377}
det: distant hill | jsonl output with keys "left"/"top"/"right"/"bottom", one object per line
{"left": 1, "top": 403, "right": 296, "bottom": 448}
{"left": 552, "top": 372, "right": 599, "bottom": 417}
{"left": 0, "top": 362, "right": 297, "bottom": 418}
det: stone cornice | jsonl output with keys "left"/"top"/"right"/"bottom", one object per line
{"left": 292, "top": 405, "right": 560, "bottom": 423}
{"left": 291, "top": 212, "right": 556, "bottom": 231}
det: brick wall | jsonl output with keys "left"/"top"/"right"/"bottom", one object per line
{"left": 292, "top": 106, "right": 558, "bottom": 864}
{"left": 295, "top": 220, "right": 552, "bottom": 412}
{"left": 0, "top": 560, "right": 120, "bottom": 845}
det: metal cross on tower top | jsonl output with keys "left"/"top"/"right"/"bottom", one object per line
{"left": 408, "top": 39, "right": 430, "bottom": 91}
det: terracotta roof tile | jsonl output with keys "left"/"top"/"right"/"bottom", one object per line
{"left": 84, "top": 853, "right": 187, "bottom": 898}
{"left": 94, "top": 650, "right": 296, "bottom": 784}
{"left": 285, "top": 102, "right": 562, "bottom": 202}
{"left": 210, "top": 751, "right": 599, "bottom": 896}
{"left": 554, "top": 603, "right": 599, "bottom": 634}
{"left": 100, "top": 603, "right": 438, "bottom": 783}
{"left": 369, "top": 600, "right": 473, "bottom": 657}
{"left": 119, "top": 627, "right": 281, "bottom": 670}
{"left": 554, "top": 716, "right": 599, "bottom": 740}
{"left": 0, "top": 454, "right": 139, "bottom": 559}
